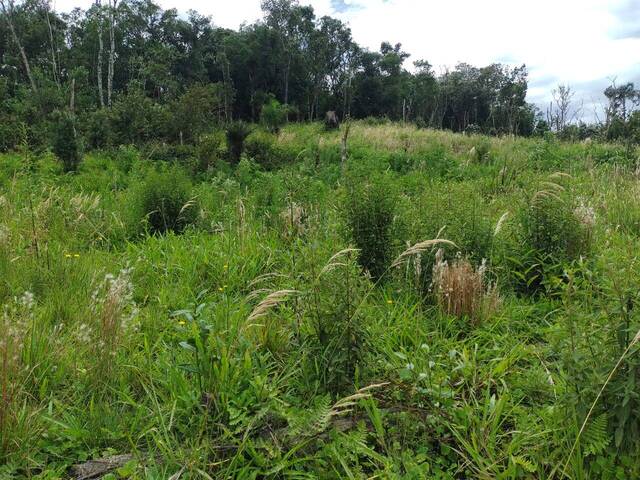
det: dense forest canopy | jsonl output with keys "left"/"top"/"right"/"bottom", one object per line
{"left": 0, "top": 0, "right": 638, "bottom": 151}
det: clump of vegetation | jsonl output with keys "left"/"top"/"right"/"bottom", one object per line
{"left": 343, "top": 176, "right": 397, "bottom": 280}
{"left": 471, "top": 138, "right": 491, "bottom": 163}
{"left": 225, "top": 121, "right": 252, "bottom": 165}
{"left": 431, "top": 249, "right": 498, "bottom": 325}
{"left": 131, "top": 166, "right": 197, "bottom": 234}
{"left": 51, "top": 111, "right": 83, "bottom": 172}
{"left": 244, "top": 130, "right": 278, "bottom": 169}
{"left": 260, "top": 98, "right": 288, "bottom": 134}
{"left": 196, "top": 131, "right": 225, "bottom": 173}
{"left": 3, "top": 121, "right": 640, "bottom": 478}
{"left": 508, "top": 176, "right": 593, "bottom": 294}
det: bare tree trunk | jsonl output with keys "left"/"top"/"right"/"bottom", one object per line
{"left": 44, "top": 0, "right": 59, "bottom": 89}
{"left": 341, "top": 118, "right": 350, "bottom": 167}
{"left": 0, "top": 0, "right": 37, "bottom": 93}
{"left": 69, "top": 77, "right": 75, "bottom": 112}
{"left": 96, "top": 0, "right": 105, "bottom": 108}
{"left": 218, "top": 50, "right": 233, "bottom": 121}
{"left": 284, "top": 53, "right": 291, "bottom": 107}
{"left": 107, "top": 0, "right": 117, "bottom": 108}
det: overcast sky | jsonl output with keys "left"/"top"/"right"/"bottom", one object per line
{"left": 54, "top": 0, "right": 640, "bottom": 121}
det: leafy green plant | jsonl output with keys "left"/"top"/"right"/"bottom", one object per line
{"left": 52, "top": 111, "right": 83, "bottom": 172}
{"left": 343, "top": 176, "right": 397, "bottom": 280}
{"left": 131, "top": 165, "right": 197, "bottom": 235}
{"left": 195, "top": 131, "right": 225, "bottom": 173}
{"left": 260, "top": 98, "right": 288, "bottom": 134}
{"left": 225, "top": 121, "right": 252, "bottom": 165}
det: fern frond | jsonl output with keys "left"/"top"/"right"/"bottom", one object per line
{"left": 581, "top": 413, "right": 610, "bottom": 457}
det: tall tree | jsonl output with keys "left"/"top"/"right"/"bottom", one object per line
{"left": 106, "top": 0, "right": 117, "bottom": 107}
{"left": 0, "top": 0, "right": 37, "bottom": 92}
{"left": 95, "top": 0, "right": 105, "bottom": 107}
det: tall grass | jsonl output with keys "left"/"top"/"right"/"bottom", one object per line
{"left": 1, "top": 123, "right": 639, "bottom": 477}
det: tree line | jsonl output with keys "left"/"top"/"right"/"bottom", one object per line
{"left": 0, "top": 0, "right": 638, "bottom": 152}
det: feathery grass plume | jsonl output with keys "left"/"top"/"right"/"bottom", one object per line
{"left": 494, "top": 211, "right": 510, "bottom": 236}
{"left": 548, "top": 171, "right": 572, "bottom": 180}
{"left": 246, "top": 289, "right": 297, "bottom": 324}
{"left": 431, "top": 250, "right": 498, "bottom": 325}
{"left": 391, "top": 238, "right": 456, "bottom": 268}
{"left": 574, "top": 197, "right": 596, "bottom": 228}
{"left": 292, "top": 382, "right": 390, "bottom": 438}
{"left": 330, "top": 382, "right": 389, "bottom": 416}
{"left": 320, "top": 248, "right": 360, "bottom": 276}
{"left": 89, "top": 267, "right": 137, "bottom": 377}
{"left": 279, "top": 202, "right": 306, "bottom": 239}
{"left": 246, "top": 272, "right": 288, "bottom": 290}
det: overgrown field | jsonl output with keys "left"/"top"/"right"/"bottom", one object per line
{"left": 2, "top": 122, "right": 640, "bottom": 479}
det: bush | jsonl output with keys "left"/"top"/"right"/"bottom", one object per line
{"left": 132, "top": 165, "right": 197, "bottom": 235}
{"left": 226, "top": 121, "right": 252, "bottom": 165}
{"left": 388, "top": 152, "right": 415, "bottom": 174}
{"left": 471, "top": 138, "right": 491, "bottom": 163}
{"left": 82, "top": 108, "right": 115, "bottom": 149}
{"left": 505, "top": 182, "right": 593, "bottom": 295}
{"left": 343, "top": 176, "right": 397, "bottom": 280}
{"left": 414, "top": 116, "right": 427, "bottom": 129}
{"left": 244, "top": 130, "right": 277, "bottom": 168}
{"left": 51, "top": 111, "right": 83, "bottom": 172}
{"left": 244, "top": 130, "right": 296, "bottom": 170}
{"left": 196, "top": 131, "right": 225, "bottom": 172}
{"left": 170, "top": 83, "right": 224, "bottom": 143}
{"left": 260, "top": 98, "right": 288, "bottom": 134}
{"left": 406, "top": 184, "right": 493, "bottom": 294}
{"left": 522, "top": 194, "right": 591, "bottom": 261}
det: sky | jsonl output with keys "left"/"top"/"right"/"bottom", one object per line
{"left": 53, "top": 0, "right": 640, "bottom": 121}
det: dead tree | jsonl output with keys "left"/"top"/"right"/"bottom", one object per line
{"left": 548, "top": 84, "right": 575, "bottom": 132}
{"left": 0, "top": 0, "right": 37, "bottom": 92}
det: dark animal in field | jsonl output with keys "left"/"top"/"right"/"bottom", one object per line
{"left": 325, "top": 111, "right": 339, "bottom": 130}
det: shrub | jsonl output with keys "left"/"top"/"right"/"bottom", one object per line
{"left": 132, "top": 166, "right": 197, "bottom": 235}
{"left": 388, "top": 152, "right": 414, "bottom": 174}
{"left": 301, "top": 248, "right": 368, "bottom": 394}
{"left": 82, "top": 108, "right": 115, "bottom": 149}
{"left": 522, "top": 194, "right": 591, "bottom": 261}
{"left": 226, "top": 121, "right": 252, "bottom": 165}
{"left": 196, "top": 131, "right": 225, "bottom": 172}
{"left": 260, "top": 98, "right": 288, "bottom": 134}
{"left": 505, "top": 180, "right": 593, "bottom": 295}
{"left": 414, "top": 116, "right": 427, "bottom": 129}
{"left": 471, "top": 138, "right": 491, "bottom": 163}
{"left": 343, "top": 176, "right": 397, "bottom": 280}
{"left": 170, "top": 83, "right": 224, "bottom": 143}
{"left": 51, "top": 111, "right": 83, "bottom": 172}
{"left": 414, "top": 185, "right": 493, "bottom": 290}
{"left": 244, "top": 131, "right": 277, "bottom": 169}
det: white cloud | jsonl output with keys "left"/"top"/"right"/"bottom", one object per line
{"left": 52, "top": 0, "right": 640, "bottom": 118}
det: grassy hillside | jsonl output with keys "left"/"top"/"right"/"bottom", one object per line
{"left": 1, "top": 122, "right": 640, "bottom": 478}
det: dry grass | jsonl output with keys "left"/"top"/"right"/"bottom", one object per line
{"left": 279, "top": 202, "right": 307, "bottom": 239}
{"left": 431, "top": 249, "right": 499, "bottom": 325}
